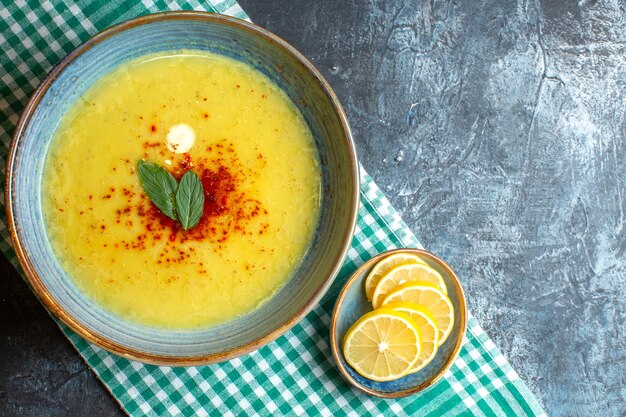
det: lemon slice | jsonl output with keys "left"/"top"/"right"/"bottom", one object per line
{"left": 343, "top": 309, "right": 421, "bottom": 381}
{"left": 371, "top": 263, "right": 447, "bottom": 308}
{"left": 364, "top": 253, "right": 427, "bottom": 301}
{"left": 384, "top": 302, "right": 439, "bottom": 372}
{"left": 382, "top": 282, "right": 454, "bottom": 345}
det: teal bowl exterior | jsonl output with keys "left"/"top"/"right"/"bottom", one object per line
{"left": 5, "top": 12, "right": 359, "bottom": 365}
{"left": 330, "top": 249, "right": 467, "bottom": 398}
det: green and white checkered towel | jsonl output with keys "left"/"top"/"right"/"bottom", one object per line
{"left": 0, "top": 1, "right": 548, "bottom": 416}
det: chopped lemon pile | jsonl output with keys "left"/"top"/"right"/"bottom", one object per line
{"left": 343, "top": 252, "right": 455, "bottom": 382}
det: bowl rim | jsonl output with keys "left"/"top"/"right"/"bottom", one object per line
{"left": 330, "top": 248, "right": 468, "bottom": 398}
{"left": 5, "top": 11, "right": 360, "bottom": 366}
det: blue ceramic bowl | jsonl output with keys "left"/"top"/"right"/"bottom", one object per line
{"left": 330, "top": 248, "right": 467, "bottom": 397}
{"left": 5, "top": 12, "right": 359, "bottom": 365}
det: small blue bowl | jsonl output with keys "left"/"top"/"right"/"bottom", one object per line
{"left": 330, "top": 248, "right": 468, "bottom": 397}
{"left": 5, "top": 12, "right": 359, "bottom": 365}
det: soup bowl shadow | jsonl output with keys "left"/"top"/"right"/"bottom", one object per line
{"left": 5, "top": 12, "right": 359, "bottom": 365}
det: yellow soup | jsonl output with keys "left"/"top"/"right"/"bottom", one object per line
{"left": 43, "top": 51, "right": 321, "bottom": 329}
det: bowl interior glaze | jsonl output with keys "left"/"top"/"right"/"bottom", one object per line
{"left": 330, "top": 248, "right": 467, "bottom": 397}
{"left": 6, "top": 12, "right": 358, "bottom": 365}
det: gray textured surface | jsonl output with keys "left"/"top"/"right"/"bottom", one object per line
{"left": 1, "top": 1, "right": 624, "bottom": 416}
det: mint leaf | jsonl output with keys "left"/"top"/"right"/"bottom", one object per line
{"left": 175, "top": 171, "right": 205, "bottom": 230}
{"left": 137, "top": 160, "right": 179, "bottom": 221}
